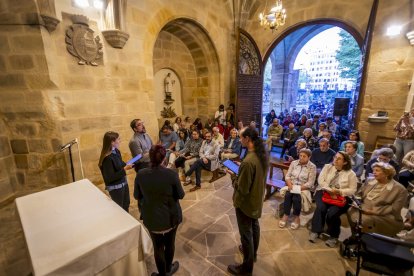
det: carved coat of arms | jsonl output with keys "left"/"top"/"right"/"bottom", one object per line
{"left": 65, "top": 15, "right": 103, "bottom": 66}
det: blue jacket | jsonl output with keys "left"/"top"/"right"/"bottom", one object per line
{"left": 224, "top": 137, "right": 242, "bottom": 155}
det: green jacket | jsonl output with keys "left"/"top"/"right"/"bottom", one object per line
{"left": 233, "top": 151, "right": 266, "bottom": 219}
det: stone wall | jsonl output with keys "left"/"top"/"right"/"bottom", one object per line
{"left": 153, "top": 31, "right": 198, "bottom": 118}
{"left": 0, "top": 120, "right": 15, "bottom": 203}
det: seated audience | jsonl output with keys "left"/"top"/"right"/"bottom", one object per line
{"left": 174, "top": 130, "right": 203, "bottom": 181}
{"left": 281, "top": 123, "right": 298, "bottom": 158}
{"left": 264, "top": 109, "right": 277, "bottom": 134}
{"left": 184, "top": 131, "right": 220, "bottom": 191}
{"left": 286, "top": 139, "right": 307, "bottom": 161}
{"left": 298, "top": 119, "right": 316, "bottom": 137}
{"left": 326, "top": 117, "right": 337, "bottom": 134}
{"left": 167, "top": 130, "right": 188, "bottom": 168}
{"left": 204, "top": 118, "right": 214, "bottom": 132}
{"left": 317, "top": 122, "right": 327, "bottom": 138}
{"left": 280, "top": 149, "right": 316, "bottom": 230}
{"left": 365, "top": 148, "right": 399, "bottom": 181}
{"left": 237, "top": 120, "right": 244, "bottom": 131}
{"left": 295, "top": 114, "right": 308, "bottom": 128}
{"left": 223, "top": 121, "right": 234, "bottom": 140}
{"left": 310, "top": 138, "right": 336, "bottom": 173}
{"left": 348, "top": 162, "right": 407, "bottom": 236}
{"left": 173, "top": 117, "right": 181, "bottom": 133}
{"left": 212, "top": 126, "right": 225, "bottom": 148}
{"left": 179, "top": 121, "right": 190, "bottom": 138}
{"left": 184, "top": 116, "right": 192, "bottom": 129}
{"left": 371, "top": 144, "right": 397, "bottom": 162}
{"left": 226, "top": 103, "right": 235, "bottom": 127}
{"left": 192, "top": 118, "right": 203, "bottom": 131}
{"left": 134, "top": 145, "right": 183, "bottom": 276}
{"left": 221, "top": 128, "right": 241, "bottom": 160}
{"left": 321, "top": 130, "right": 339, "bottom": 152}
{"left": 398, "top": 149, "right": 414, "bottom": 188}
{"left": 339, "top": 130, "right": 365, "bottom": 157}
{"left": 214, "top": 119, "right": 224, "bottom": 134}
{"left": 159, "top": 126, "right": 177, "bottom": 151}
{"left": 300, "top": 128, "right": 317, "bottom": 150}
{"left": 309, "top": 152, "right": 357, "bottom": 247}
{"left": 282, "top": 115, "right": 294, "bottom": 128}
{"left": 265, "top": 118, "right": 283, "bottom": 151}
{"left": 344, "top": 141, "right": 364, "bottom": 179}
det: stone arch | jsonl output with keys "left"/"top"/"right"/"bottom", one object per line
{"left": 152, "top": 17, "right": 221, "bottom": 120}
{"left": 262, "top": 19, "right": 363, "bottom": 120}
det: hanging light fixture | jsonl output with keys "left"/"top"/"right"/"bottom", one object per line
{"left": 259, "top": 0, "right": 287, "bottom": 32}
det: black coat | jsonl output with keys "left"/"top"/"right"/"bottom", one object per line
{"left": 100, "top": 149, "right": 126, "bottom": 187}
{"left": 134, "top": 167, "right": 185, "bottom": 232}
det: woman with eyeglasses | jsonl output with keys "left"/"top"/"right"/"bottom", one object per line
{"left": 309, "top": 151, "right": 357, "bottom": 247}
{"left": 348, "top": 162, "right": 407, "bottom": 236}
{"left": 98, "top": 131, "right": 133, "bottom": 212}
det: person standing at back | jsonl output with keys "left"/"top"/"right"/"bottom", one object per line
{"left": 134, "top": 145, "right": 184, "bottom": 276}
{"left": 227, "top": 127, "right": 267, "bottom": 276}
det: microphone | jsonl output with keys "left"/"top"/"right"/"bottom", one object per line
{"left": 60, "top": 139, "right": 78, "bottom": 151}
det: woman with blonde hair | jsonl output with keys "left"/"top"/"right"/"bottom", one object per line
{"left": 349, "top": 162, "right": 407, "bottom": 236}
{"left": 98, "top": 131, "right": 133, "bottom": 211}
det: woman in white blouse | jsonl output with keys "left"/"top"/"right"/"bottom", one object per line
{"left": 279, "top": 148, "right": 316, "bottom": 229}
{"left": 309, "top": 151, "right": 357, "bottom": 247}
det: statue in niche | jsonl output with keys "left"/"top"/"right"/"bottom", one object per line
{"left": 163, "top": 72, "right": 175, "bottom": 105}
{"left": 161, "top": 72, "right": 176, "bottom": 118}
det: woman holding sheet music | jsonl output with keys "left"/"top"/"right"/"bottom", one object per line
{"left": 279, "top": 148, "right": 316, "bottom": 230}
{"left": 98, "top": 131, "right": 133, "bottom": 212}
{"left": 309, "top": 151, "right": 357, "bottom": 248}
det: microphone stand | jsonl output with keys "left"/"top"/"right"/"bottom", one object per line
{"left": 61, "top": 139, "right": 77, "bottom": 182}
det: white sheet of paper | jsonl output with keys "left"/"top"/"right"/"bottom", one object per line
{"left": 291, "top": 185, "right": 301, "bottom": 194}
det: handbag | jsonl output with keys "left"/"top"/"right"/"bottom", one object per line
{"left": 322, "top": 191, "right": 347, "bottom": 207}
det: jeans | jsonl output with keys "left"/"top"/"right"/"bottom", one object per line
{"left": 185, "top": 158, "right": 211, "bottom": 186}
{"left": 283, "top": 191, "right": 301, "bottom": 216}
{"left": 235, "top": 208, "right": 260, "bottom": 273}
{"left": 311, "top": 190, "right": 349, "bottom": 238}
{"left": 108, "top": 184, "right": 130, "bottom": 212}
{"left": 398, "top": 170, "right": 414, "bottom": 188}
{"left": 149, "top": 227, "right": 178, "bottom": 276}
{"left": 394, "top": 138, "right": 414, "bottom": 164}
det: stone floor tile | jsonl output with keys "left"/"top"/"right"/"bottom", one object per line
{"left": 180, "top": 200, "right": 197, "bottom": 211}
{"left": 259, "top": 213, "right": 280, "bottom": 231}
{"left": 262, "top": 229, "right": 303, "bottom": 252}
{"left": 306, "top": 249, "right": 346, "bottom": 276}
{"left": 201, "top": 264, "right": 227, "bottom": 275}
{"left": 253, "top": 253, "right": 282, "bottom": 276}
{"left": 272, "top": 251, "right": 317, "bottom": 276}
{"left": 213, "top": 185, "right": 233, "bottom": 203}
{"left": 288, "top": 228, "right": 327, "bottom": 250}
{"left": 186, "top": 231, "right": 208, "bottom": 256}
{"left": 206, "top": 254, "right": 242, "bottom": 274}
{"left": 189, "top": 195, "right": 233, "bottom": 219}
{"left": 206, "top": 232, "right": 238, "bottom": 256}
{"left": 206, "top": 215, "right": 233, "bottom": 232}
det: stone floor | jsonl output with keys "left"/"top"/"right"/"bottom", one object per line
{"left": 0, "top": 149, "right": 379, "bottom": 276}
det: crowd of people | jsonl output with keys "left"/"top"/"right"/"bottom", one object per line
{"left": 96, "top": 103, "right": 414, "bottom": 275}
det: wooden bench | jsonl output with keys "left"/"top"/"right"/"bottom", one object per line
{"left": 265, "top": 161, "right": 289, "bottom": 200}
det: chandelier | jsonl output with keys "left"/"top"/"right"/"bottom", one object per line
{"left": 259, "top": 0, "right": 287, "bottom": 31}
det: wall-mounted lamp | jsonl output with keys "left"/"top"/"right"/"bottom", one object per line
{"left": 386, "top": 25, "right": 402, "bottom": 36}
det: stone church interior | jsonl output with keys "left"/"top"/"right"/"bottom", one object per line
{"left": 2, "top": 0, "right": 414, "bottom": 275}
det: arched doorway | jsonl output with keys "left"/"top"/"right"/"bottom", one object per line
{"left": 262, "top": 20, "right": 363, "bottom": 135}
{"left": 152, "top": 18, "right": 220, "bottom": 121}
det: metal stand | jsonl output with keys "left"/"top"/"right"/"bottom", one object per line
{"left": 68, "top": 145, "right": 75, "bottom": 182}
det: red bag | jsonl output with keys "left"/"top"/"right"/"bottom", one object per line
{"left": 322, "top": 191, "right": 347, "bottom": 207}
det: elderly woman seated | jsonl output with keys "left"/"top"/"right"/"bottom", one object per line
{"left": 279, "top": 148, "right": 316, "bottom": 230}
{"left": 348, "top": 162, "right": 407, "bottom": 237}
{"left": 365, "top": 148, "right": 400, "bottom": 181}
{"left": 309, "top": 151, "right": 357, "bottom": 247}
{"left": 220, "top": 128, "right": 241, "bottom": 160}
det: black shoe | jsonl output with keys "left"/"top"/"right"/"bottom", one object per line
{"left": 227, "top": 263, "right": 252, "bottom": 276}
{"left": 151, "top": 273, "right": 159, "bottom": 276}
{"left": 238, "top": 245, "right": 257, "bottom": 262}
{"left": 167, "top": 261, "right": 179, "bottom": 275}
